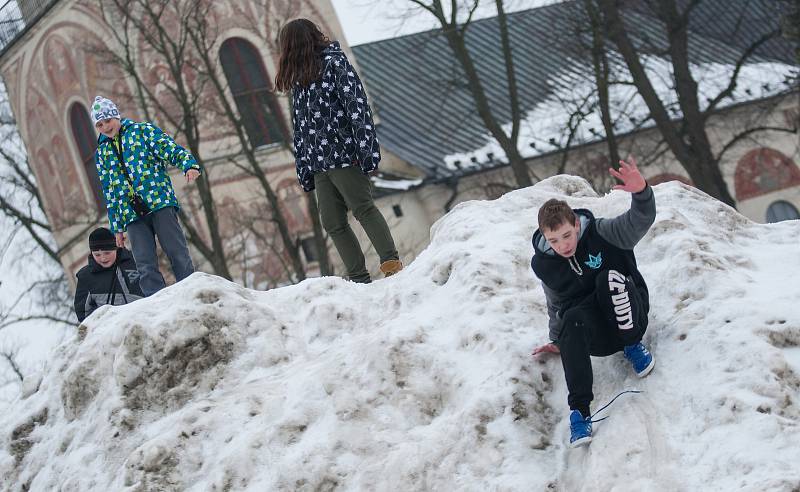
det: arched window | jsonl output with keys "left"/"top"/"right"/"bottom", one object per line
{"left": 734, "top": 148, "right": 800, "bottom": 201}
{"left": 219, "top": 38, "right": 285, "bottom": 148}
{"left": 69, "top": 102, "right": 105, "bottom": 211}
{"left": 766, "top": 200, "right": 800, "bottom": 223}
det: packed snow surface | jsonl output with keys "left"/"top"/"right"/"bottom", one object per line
{"left": 1, "top": 176, "right": 799, "bottom": 491}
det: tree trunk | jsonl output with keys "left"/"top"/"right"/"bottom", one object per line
{"left": 187, "top": 14, "right": 308, "bottom": 283}
{"left": 439, "top": 20, "right": 532, "bottom": 188}
{"left": 306, "top": 192, "right": 333, "bottom": 276}
{"left": 599, "top": 0, "right": 737, "bottom": 207}
{"left": 585, "top": 0, "right": 620, "bottom": 167}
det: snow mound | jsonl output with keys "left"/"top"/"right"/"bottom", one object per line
{"left": 2, "top": 176, "right": 799, "bottom": 491}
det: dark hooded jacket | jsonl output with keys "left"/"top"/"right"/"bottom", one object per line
{"left": 531, "top": 186, "right": 657, "bottom": 342}
{"left": 74, "top": 248, "right": 144, "bottom": 322}
{"left": 291, "top": 41, "right": 381, "bottom": 192}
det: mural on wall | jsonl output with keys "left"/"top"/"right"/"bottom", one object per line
{"left": 109, "top": 79, "right": 136, "bottom": 116}
{"left": 734, "top": 148, "right": 800, "bottom": 201}
{"left": 44, "top": 34, "right": 80, "bottom": 100}
{"left": 25, "top": 86, "right": 69, "bottom": 226}
{"left": 51, "top": 135, "right": 83, "bottom": 217}
{"left": 24, "top": 86, "right": 54, "bottom": 143}
{"left": 144, "top": 62, "right": 183, "bottom": 130}
{"left": 35, "top": 149, "right": 64, "bottom": 225}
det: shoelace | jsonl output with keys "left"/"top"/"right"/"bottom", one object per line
{"left": 586, "top": 390, "right": 643, "bottom": 423}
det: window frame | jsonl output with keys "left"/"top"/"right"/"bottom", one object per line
{"left": 68, "top": 102, "right": 105, "bottom": 212}
{"left": 219, "top": 37, "right": 286, "bottom": 149}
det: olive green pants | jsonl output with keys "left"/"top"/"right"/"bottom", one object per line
{"left": 314, "top": 167, "right": 398, "bottom": 283}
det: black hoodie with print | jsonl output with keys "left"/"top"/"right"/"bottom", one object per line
{"left": 531, "top": 186, "right": 657, "bottom": 342}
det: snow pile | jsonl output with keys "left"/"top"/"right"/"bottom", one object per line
{"left": 1, "top": 176, "right": 799, "bottom": 491}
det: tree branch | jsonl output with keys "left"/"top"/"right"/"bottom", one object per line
{"left": 704, "top": 28, "right": 781, "bottom": 115}
{"left": 715, "top": 125, "right": 797, "bottom": 164}
{"left": 1, "top": 350, "right": 24, "bottom": 382}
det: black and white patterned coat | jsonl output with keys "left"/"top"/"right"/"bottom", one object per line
{"left": 291, "top": 42, "right": 381, "bottom": 192}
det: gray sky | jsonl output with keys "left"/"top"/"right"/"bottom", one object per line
{"left": 331, "top": 0, "right": 560, "bottom": 46}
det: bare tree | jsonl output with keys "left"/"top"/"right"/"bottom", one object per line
{"left": 583, "top": 0, "right": 621, "bottom": 168}
{"left": 0, "top": 345, "right": 24, "bottom": 383}
{"left": 0, "top": 342, "right": 26, "bottom": 408}
{"left": 406, "top": 0, "right": 532, "bottom": 188}
{"left": 0, "top": 94, "right": 96, "bottom": 267}
{"left": 0, "top": 87, "right": 81, "bottom": 331}
{"left": 780, "top": 0, "right": 800, "bottom": 64}
{"left": 597, "top": 0, "right": 797, "bottom": 207}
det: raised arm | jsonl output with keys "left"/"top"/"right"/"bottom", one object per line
{"left": 596, "top": 156, "right": 656, "bottom": 249}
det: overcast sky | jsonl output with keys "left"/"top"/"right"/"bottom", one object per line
{"left": 331, "top": 0, "right": 560, "bottom": 46}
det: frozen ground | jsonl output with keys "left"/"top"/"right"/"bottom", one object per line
{"left": 1, "top": 176, "right": 798, "bottom": 491}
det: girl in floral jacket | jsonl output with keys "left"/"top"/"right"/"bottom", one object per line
{"left": 275, "top": 18, "right": 402, "bottom": 282}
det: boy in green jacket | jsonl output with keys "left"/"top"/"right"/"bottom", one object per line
{"left": 92, "top": 96, "right": 200, "bottom": 296}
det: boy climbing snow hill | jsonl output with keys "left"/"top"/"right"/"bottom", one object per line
{"left": 91, "top": 95, "right": 200, "bottom": 296}
{"left": 530, "top": 157, "right": 656, "bottom": 447}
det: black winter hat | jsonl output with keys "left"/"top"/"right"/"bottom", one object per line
{"left": 89, "top": 227, "right": 116, "bottom": 251}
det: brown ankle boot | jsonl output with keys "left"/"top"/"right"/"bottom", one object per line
{"left": 379, "top": 259, "right": 403, "bottom": 277}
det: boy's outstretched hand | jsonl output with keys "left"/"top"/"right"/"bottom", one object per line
{"left": 532, "top": 342, "right": 560, "bottom": 357}
{"left": 609, "top": 156, "right": 646, "bottom": 194}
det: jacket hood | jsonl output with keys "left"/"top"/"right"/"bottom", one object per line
{"left": 321, "top": 41, "right": 344, "bottom": 57}
{"left": 87, "top": 247, "right": 133, "bottom": 272}
{"left": 97, "top": 118, "right": 135, "bottom": 145}
{"left": 532, "top": 209, "right": 594, "bottom": 257}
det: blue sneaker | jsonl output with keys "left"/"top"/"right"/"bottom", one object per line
{"left": 624, "top": 342, "right": 655, "bottom": 377}
{"left": 569, "top": 410, "right": 592, "bottom": 447}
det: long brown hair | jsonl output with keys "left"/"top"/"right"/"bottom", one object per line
{"left": 274, "top": 19, "right": 331, "bottom": 92}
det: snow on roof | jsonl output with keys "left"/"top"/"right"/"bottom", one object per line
{"left": 352, "top": 1, "right": 797, "bottom": 178}
{"left": 443, "top": 58, "right": 799, "bottom": 171}
{"left": 2, "top": 176, "right": 799, "bottom": 489}
{"left": 370, "top": 176, "right": 424, "bottom": 191}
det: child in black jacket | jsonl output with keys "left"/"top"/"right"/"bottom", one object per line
{"left": 531, "top": 157, "right": 656, "bottom": 447}
{"left": 74, "top": 228, "right": 144, "bottom": 323}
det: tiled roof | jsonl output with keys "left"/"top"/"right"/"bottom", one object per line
{"left": 352, "top": 0, "right": 797, "bottom": 180}
{"left": 0, "top": 0, "right": 60, "bottom": 58}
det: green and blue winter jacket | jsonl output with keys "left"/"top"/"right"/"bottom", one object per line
{"left": 95, "top": 118, "right": 200, "bottom": 232}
